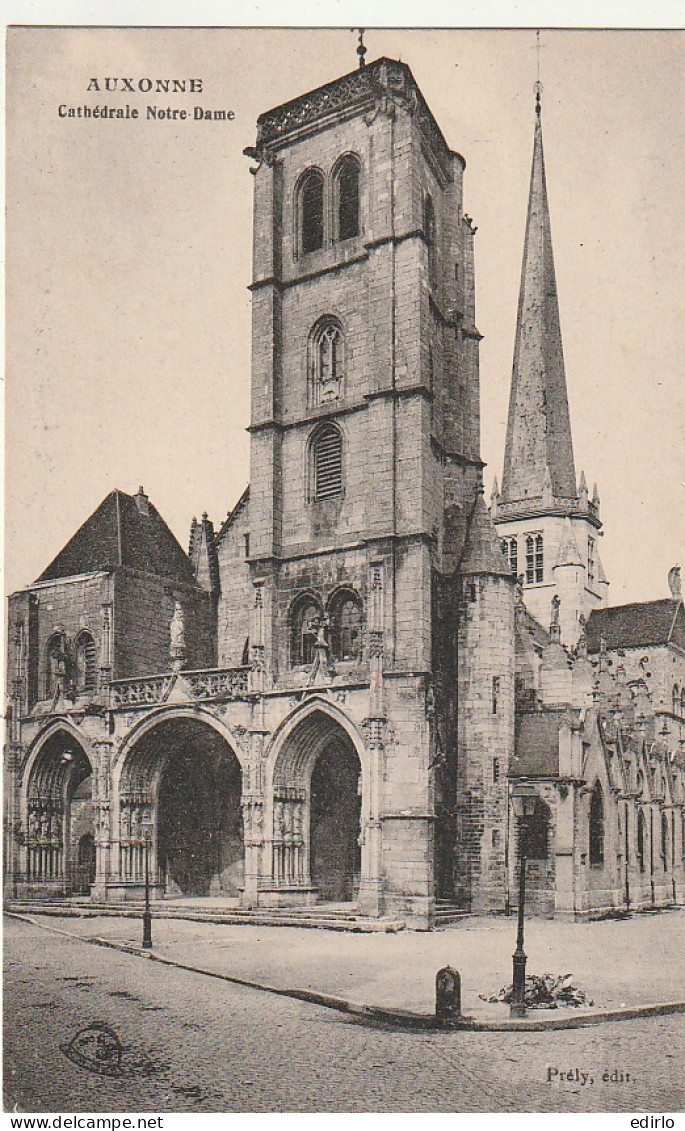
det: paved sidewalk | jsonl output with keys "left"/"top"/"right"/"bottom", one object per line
{"left": 10, "top": 906, "right": 685, "bottom": 1025}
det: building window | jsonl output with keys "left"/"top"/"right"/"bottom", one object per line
{"left": 309, "top": 318, "right": 345, "bottom": 405}
{"left": 310, "top": 422, "right": 343, "bottom": 501}
{"left": 589, "top": 781, "right": 605, "bottom": 867}
{"left": 535, "top": 534, "right": 544, "bottom": 582}
{"left": 526, "top": 798, "right": 550, "bottom": 860}
{"left": 333, "top": 155, "right": 360, "bottom": 242}
{"left": 492, "top": 757, "right": 500, "bottom": 783}
{"left": 502, "top": 537, "right": 518, "bottom": 578}
{"left": 329, "top": 589, "right": 363, "bottom": 662}
{"left": 74, "top": 631, "right": 97, "bottom": 693}
{"left": 423, "top": 193, "right": 437, "bottom": 287}
{"left": 492, "top": 676, "right": 500, "bottom": 715}
{"left": 244, "top": 533, "right": 250, "bottom": 559}
{"left": 637, "top": 809, "right": 646, "bottom": 873}
{"left": 525, "top": 533, "right": 544, "bottom": 583}
{"left": 588, "top": 536, "right": 596, "bottom": 587}
{"left": 290, "top": 595, "right": 321, "bottom": 667}
{"left": 299, "top": 168, "right": 324, "bottom": 255}
{"left": 673, "top": 684, "right": 680, "bottom": 716}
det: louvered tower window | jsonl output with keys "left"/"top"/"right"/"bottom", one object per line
{"left": 311, "top": 424, "right": 342, "bottom": 501}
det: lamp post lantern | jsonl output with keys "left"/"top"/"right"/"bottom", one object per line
{"left": 141, "top": 819, "right": 154, "bottom": 949}
{"left": 510, "top": 783, "right": 538, "bottom": 1018}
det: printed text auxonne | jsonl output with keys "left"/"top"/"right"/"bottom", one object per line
{"left": 87, "top": 78, "right": 203, "bottom": 92}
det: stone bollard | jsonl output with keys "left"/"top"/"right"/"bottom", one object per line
{"left": 435, "top": 965, "right": 461, "bottom": 1025}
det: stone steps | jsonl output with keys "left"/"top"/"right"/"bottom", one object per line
{"left": 434, "top": 901, "right": 468, "bottom": 926}
{"left": 4, "top": 899, "right": 406, "bottom": 933}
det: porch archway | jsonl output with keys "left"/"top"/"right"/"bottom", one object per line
{"left": 269, "top": 703, "right": 364, "bottom": 903}
{"left": 117, "top": 715, "right": 243, "bottom": 898}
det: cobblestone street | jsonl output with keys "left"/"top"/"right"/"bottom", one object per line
{"left": 4, "top": 915, "right": 684, "bottom": 1113}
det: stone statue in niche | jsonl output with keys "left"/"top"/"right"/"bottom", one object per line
{"left": 169, "top": 600, "right": 186, "bottom": 670}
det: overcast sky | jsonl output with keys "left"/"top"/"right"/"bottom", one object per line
{"left": 5, "top": 27, "right": 684, "bottom": 603}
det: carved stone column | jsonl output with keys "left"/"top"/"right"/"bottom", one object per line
{"left": 92, "top": 740, "right": 113, "bottom": 898}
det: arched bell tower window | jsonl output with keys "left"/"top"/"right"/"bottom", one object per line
{"left": 309, "top": 317, "right": 345, "bottom": 405}
{"left": 589, "top": 780, "right": 605, "bottom": 867}
{"left": 74, "top": 631, "right": 97, "bottom": 694}
{"left": 298, "top": 168, "right": 324, "bottom": 256}
{"left": 309, "top": 422, "right": 343, "bottom": 501}
{"left": 290, "top": 595, "right": 322, "bottom": 667}
{"left": 328, "top": 589, "right": 363, "bottom": 662}
{"left": 333, "top": 155, "right": 360, "bottom": 242}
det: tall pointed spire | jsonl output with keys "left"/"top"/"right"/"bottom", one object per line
{"left": 501, "top": 85, "right": 576, "bottom": 505}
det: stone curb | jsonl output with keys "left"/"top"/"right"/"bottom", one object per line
{"left": 7, "top": 912, "right": 685, "bottom": 1033}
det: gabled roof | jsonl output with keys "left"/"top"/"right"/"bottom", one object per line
{"left": 216, "top": 486, "right": 250, "bottom": 546}
{"left": 587, "top": 599, "right": 684, "bottom": 652}
{"left": 37, "top": 488, "right": 196, "bottom": 586}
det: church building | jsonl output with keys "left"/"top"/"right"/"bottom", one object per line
{"left": 5, "top": 55, "right": 684, "bottom": 926}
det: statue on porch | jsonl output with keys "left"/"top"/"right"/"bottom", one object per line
{"left": 169, "top": 599, "right": 186, "bottom": 671}
{"left": 307, "top": 612, "right": 333, "bottom": 686}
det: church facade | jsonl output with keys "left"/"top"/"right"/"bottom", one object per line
{"left": 5, "top": 57, "right": 684, "bottom": 927}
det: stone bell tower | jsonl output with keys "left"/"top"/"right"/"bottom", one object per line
{"left": 241, "top": 54, "right": 485, "bottom": 923}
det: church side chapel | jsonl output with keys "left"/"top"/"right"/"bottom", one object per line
{"left": 5, "top": 48, "right": 684, "bottom": 927}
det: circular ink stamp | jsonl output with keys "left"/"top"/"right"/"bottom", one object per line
{"left": 60, "top": 1022, "right": 123, "bottom": 1077}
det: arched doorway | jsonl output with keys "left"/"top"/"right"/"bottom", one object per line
{"left": 310, "top": 738, "right": 361, "bottom": 901}
{"left": 24, "top": 729, "right": 93, "bottom": 894}
{"left": 118, "top": 716, "right": 243, "bottom": 898}
{"left": 271, "top": 708, "right": 363, "bottom": 905}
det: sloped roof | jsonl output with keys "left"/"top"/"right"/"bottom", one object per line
{"left": 216, "top": 486, "right": 250, "bottom": 546}
{"left": 587, "top": 599, "right": 684, "bottom": 652}
{"left": 37, "top": 489, "right": 196, "bottom": 585}
{"left": 511, "top": 709, "right": 567, "bottom": 777}
{"left": 459, "top": 488, "right": 512, "bottom": 577}
{"left": 501, "top": 96, "right": 577, "bottom": 506}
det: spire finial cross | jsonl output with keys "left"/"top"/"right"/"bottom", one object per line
{"left": 534, "top": 31, "right": 543, "bottom": 114}
{"left": 356, "top": 28, "right": 367, "bottom": 69}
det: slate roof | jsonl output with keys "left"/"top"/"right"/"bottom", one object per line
{"left": 459, "top": 488, "right": 512, "bottom": 577}
{"left": 37, "top": 489, "right": 196, "bottom": 585}
{"left": 586, "top": 599, "right": 684, "bottom": 652}
{"left": 216, "top": 486, "right": 250, "bottom": 546}
{"left": 511, "top": 709, "right": 568, "bottom": 777}
{"left": 501, "top": 98, "right": 577, "bottom": 505}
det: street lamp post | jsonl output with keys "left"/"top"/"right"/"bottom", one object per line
{"left": 510, "top": 784, "right": 538, "bottom": 1019}
{"left": 142, "top": 820, "right": 153, "bottom": 950}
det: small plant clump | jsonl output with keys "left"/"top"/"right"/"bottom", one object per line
{"left": 480, "top": 973, "right": 593, "bottom": 1009}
